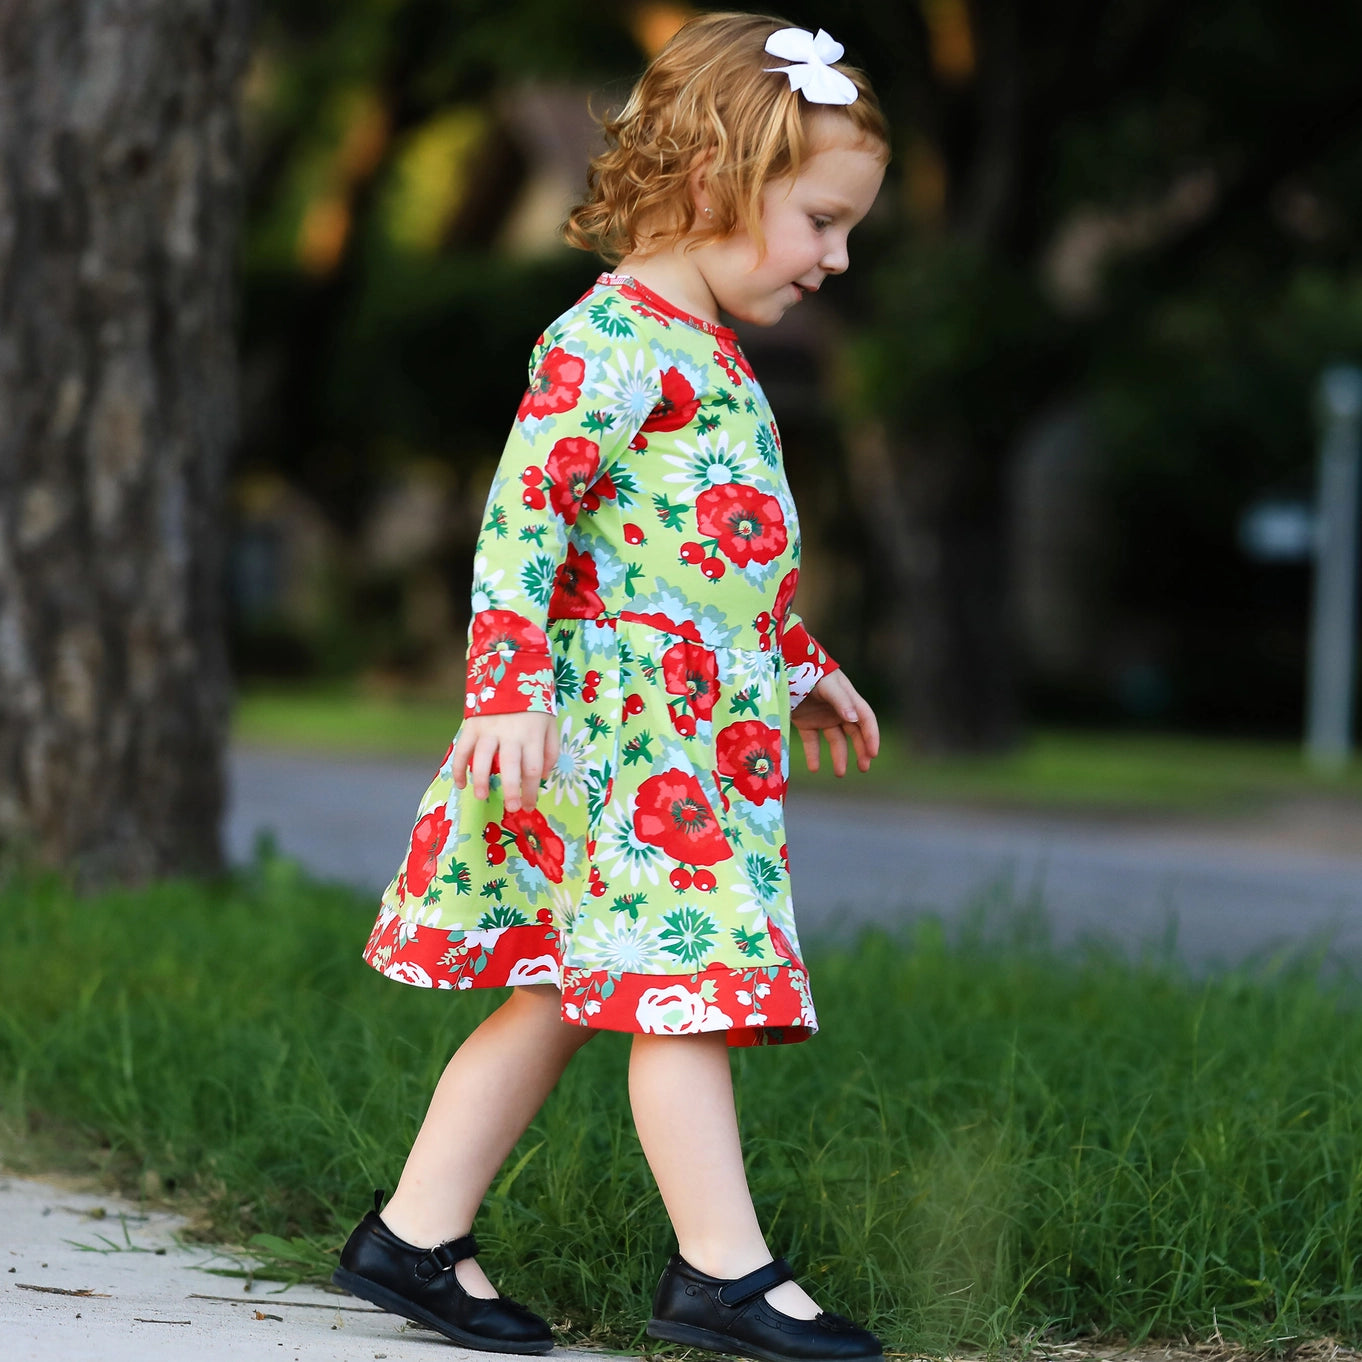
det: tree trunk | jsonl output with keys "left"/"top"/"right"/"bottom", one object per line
{"left": 846, "top": 421, "right": 1018, "bottom": 754}
{"left": 0, "top": 0, "right": 251, "bottom": 883}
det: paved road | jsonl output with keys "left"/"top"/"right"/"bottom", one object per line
{"left": 226, "top": 747, "right": 1362, "bottom": 969}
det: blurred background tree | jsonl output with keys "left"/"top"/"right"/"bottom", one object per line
{"left": 231, "top": 1, "right": 1362, "bottom": 752}
{"left": 831, "top": 0, "right": 1362, "bottom": 750}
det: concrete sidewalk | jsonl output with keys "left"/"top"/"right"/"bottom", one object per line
{"left": 0, "top": 1171, "right": 602, "bottom": 1362}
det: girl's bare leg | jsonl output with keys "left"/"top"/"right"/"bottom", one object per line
{"left": 380, "top": 984, "right": 596, "bottom": 1298}
{"left": 629, "top": 1031, "right": 821, "bottom": 1319}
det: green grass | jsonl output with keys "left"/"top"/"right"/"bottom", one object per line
{"left": 4, "top": 857, "right": 1362, "bottom": 1354}
{"left": 235, "top": 685, "right": 467, "bottom": 757}
{"left": 234, "top": 685, "right": 1362, "bottom": 814}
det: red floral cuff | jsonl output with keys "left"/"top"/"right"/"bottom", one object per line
{"left": 779, "top": 621, "right": 838, "bottom": 707}
{"left": 464, "top": 609, "right": 557, "bottom": 715}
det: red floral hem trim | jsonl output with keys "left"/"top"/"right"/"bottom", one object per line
{"left": 362, "top": 913, "right": 817, "bottom": 1048}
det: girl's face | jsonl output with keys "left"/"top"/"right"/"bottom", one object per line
{"left": 692, "top": 115, "right": 886, "bottom": 327}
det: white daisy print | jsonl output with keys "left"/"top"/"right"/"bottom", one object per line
{"left": 594, "top": 348, "right": 662, "bottom": 427}
{"left": 469, "top": 556, "right": 513, "bottom": 613}
{"left": 573, "top": 914, "right": 657, "bottom": 975}
{"left": 544, "top": 716, "right": 594, "bottom": 807}
{"left": 661, "top": 431, "right": 756, "bottom": 499}
{"left": 595, "top": 799, "right": 664, "bottom": 887}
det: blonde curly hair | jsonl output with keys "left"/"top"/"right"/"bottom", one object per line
{"left": 563, "top": 12, "right": 888, "bottom": 265}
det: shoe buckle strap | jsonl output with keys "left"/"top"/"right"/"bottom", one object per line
{"left": 716, "top": 1257, "right": 794, "bottom": 1307}
{"left": 414, "top": 1233, "right": 479, "bottom": 1282}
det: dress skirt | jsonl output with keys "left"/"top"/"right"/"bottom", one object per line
{"left": 362, "top": 613, "right": 819, "bottom": 1046}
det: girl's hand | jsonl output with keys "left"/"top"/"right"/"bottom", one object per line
{"left": 791, "top": 672, "right": 880, "bottom": 777}
{"left": 451, "top": 711, "right": 560, "bottom": 813}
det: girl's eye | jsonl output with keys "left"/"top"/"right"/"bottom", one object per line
{"left": 811, "top": 216, "right": 832, "bottom": 232}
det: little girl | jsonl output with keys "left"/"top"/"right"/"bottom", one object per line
{"left": 336, "top": 14, "right": 889, "bottom": 1361}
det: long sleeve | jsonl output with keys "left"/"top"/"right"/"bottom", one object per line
{"left": 464, "top": 313, "right": 661, "bottom": 717}
{"left": 780, "top": 612, "right": 839, "bottom": 706}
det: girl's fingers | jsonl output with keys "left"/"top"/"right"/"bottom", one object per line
{"left": 545, "top": 721, "right": 561, "bottom": 772}
{"left": 451, "top": 728, "right": 474, "bottom": 789}
{"left": 470, "top": 734, "right": 498, "bottom": 800}
{"left": 500, "top": 742, "right": 524, "bottom": 812}
{"left": 846, "top": 720, "right": 871, "bottom": 772}
{"left": 799, "top": 724, "right": 821, "bottom": 772}
{"left": 857, "top": 699, "right": 881, "bottom": 758}
{"left": 519, "top": 748, "right": 544, "bottom": 812}
{"left": 825, "top": 724, "right": 849, "bottom": 778}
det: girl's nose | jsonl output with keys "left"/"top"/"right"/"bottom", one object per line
{"left": 821, "top": 236, "right": 849, "bottom": 274}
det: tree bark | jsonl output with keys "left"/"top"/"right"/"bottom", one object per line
{"left": 0, "top": 0, "right": 251, "bottom": 883}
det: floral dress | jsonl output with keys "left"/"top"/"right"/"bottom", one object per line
{"left": 362, "top": 274, "right": 838, "bottom": 1046}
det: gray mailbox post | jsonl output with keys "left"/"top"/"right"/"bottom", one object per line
{"left": 1306, "top": 365, "right": 1362, "bottom": 773}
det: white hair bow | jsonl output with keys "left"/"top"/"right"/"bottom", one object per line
{"left": 764, "top": 27, "right": 859, "bottom": 106}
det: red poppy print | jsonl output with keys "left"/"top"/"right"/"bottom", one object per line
{"left": 766, "top": 917, "right": 804, "bottom": 970}
{"left": 642, "top": 367, "right": 701, "bottom": 432}
{"left": 518, "top": 346, "right": 586, "bottom": 422}
{"left": 549, "top": 543, "right": 604, "bottom": 618}
{"left": 773, "top": 568, "right": 799, "bottom": 633}
{"left": 545, "top": 437, "right": 601, "bottom": 525}
{"left": 633, "top": 769, "right": 733, "bottom": 865}
{"left": 715, "top": 721, "right": 786, "bottom": 804}
{"left": 619, "top": 611, "right": 703, "bottom": 643}
{"left": 501, "top": 808, "right": 566, "bottom": 883}
{"left": 405, "top": 804, "right": 452, "bottom": 898}
{"left": 695, "top": 484, "right": 788, "bottom": 568}
{"left": 661, "top": 641, "right": 719, "bottom": 721}
{"left": 574, "top": 470, "right": 617, "bottom": 519}
{"left": 471, "top": 609, "right": 546, "bottom": 657}
{"left": 715, "top": 333, "right": 755, "bottom": 382}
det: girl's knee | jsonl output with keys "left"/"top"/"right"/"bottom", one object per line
{"left": 509, "top": 983, "right": 566, "bottom": 1020}
{"left": 511, "top": 984, "right": 602, "bottom": 1045}
{"left": 512, "top": 983, "right": 563, "bottom": 1004}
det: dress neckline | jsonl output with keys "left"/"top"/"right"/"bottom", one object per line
{"left": 597, "top": 273, "right": 739, "bottom": 342}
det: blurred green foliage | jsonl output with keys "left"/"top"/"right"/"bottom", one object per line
{"left": 235, "top": 0, "right": 1362, "bottom": 741}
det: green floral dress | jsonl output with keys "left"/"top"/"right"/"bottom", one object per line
{"left": 362, "top": 274, "right": 837, "bottom": 1045}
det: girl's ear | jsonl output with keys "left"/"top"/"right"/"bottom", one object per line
{"left": 688, "top": 154, "right": 714, "bottom": 220}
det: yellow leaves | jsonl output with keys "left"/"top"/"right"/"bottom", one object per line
{"left": 378, "top": 108, "right": 489, "bottom": 256}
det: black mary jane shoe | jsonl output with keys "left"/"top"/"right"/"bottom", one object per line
{"left": 646, "top": 1254, "right": 882, "bottom": 1362}
{"left": 332, "top": 1191, "right": 554, "bottom": 1354}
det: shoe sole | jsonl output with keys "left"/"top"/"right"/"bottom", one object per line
{"left": 646, "top": 1316, "right": 881, "bottom": 1362}
{"left": 332, "top": 1268, "right": 554, "bottom": 1355}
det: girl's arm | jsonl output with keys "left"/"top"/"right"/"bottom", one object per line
{"left": 462, "top": 315, "right": 659, "bottom": 721}
{"left": 791, "top": 670, "right": 880, "bottom": 776}
{"left": 454, "top": 307, "right": 661, "bottom": 807}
